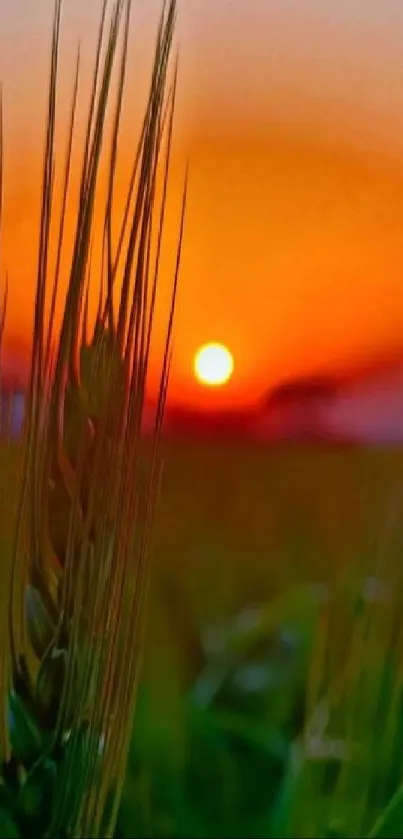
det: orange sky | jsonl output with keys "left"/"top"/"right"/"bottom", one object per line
{"left": 2, "top": 0, "right": 403, "bottom": 409}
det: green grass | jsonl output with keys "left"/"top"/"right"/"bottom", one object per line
{"left": 3, "top": 439, "right": 403, "bottom": 837}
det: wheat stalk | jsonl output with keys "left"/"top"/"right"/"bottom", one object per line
{"left": 0, "top": 1, "right": 186, "bottom": 836}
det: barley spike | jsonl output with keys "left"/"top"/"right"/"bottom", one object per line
{"left": 0, "top": 0, "right": 185, "bottom": 836}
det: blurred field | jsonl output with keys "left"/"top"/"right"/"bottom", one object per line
{"left": 2, "top": 440, "right": 403, "bottom": 837}
{"left": 154, "top": 441, "right": 403, "bottom": 613}
{"left": 3, "top": 440, "right": 403, "bottom": 624}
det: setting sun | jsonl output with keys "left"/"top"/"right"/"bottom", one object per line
{"left": 194, "top": 343, "right": 234, "bottom": 388}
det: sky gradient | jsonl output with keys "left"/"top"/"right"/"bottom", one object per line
{"left": 2, "top": 0, "right": 403, "bottom": 408}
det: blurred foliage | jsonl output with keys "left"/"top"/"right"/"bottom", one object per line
{"left": 116, "top": 587, "right": 314, "bottom": 838}
{"left": 116, "top": 571, "right": 403, "bottom": 838}
{"left": 5, "top": 442, "right": 403, "bottom": 836}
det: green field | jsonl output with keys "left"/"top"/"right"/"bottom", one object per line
{"left": 2, "top": 441, "right": 403, "bottom": 837}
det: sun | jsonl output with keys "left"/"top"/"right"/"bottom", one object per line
{"left": 194, "top": 342, "right": 234, "bottom": 388}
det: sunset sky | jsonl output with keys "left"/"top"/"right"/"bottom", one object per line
{"left": 2, "top": 0, "right": 403, "bottom": 409}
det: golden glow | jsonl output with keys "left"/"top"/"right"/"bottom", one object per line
{"left": 3, "top": 2, "right": 403, "bottom": 410}
{"left": 194, "top": 343, "right": 234, "bottom": 388}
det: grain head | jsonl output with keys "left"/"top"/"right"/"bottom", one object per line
{"left": 0, "top": 1, "right": 185, "bottom": 836}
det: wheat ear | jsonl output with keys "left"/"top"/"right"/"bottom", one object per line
{"left": 0, "top": 1, "right": 186, "bottom": 837}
